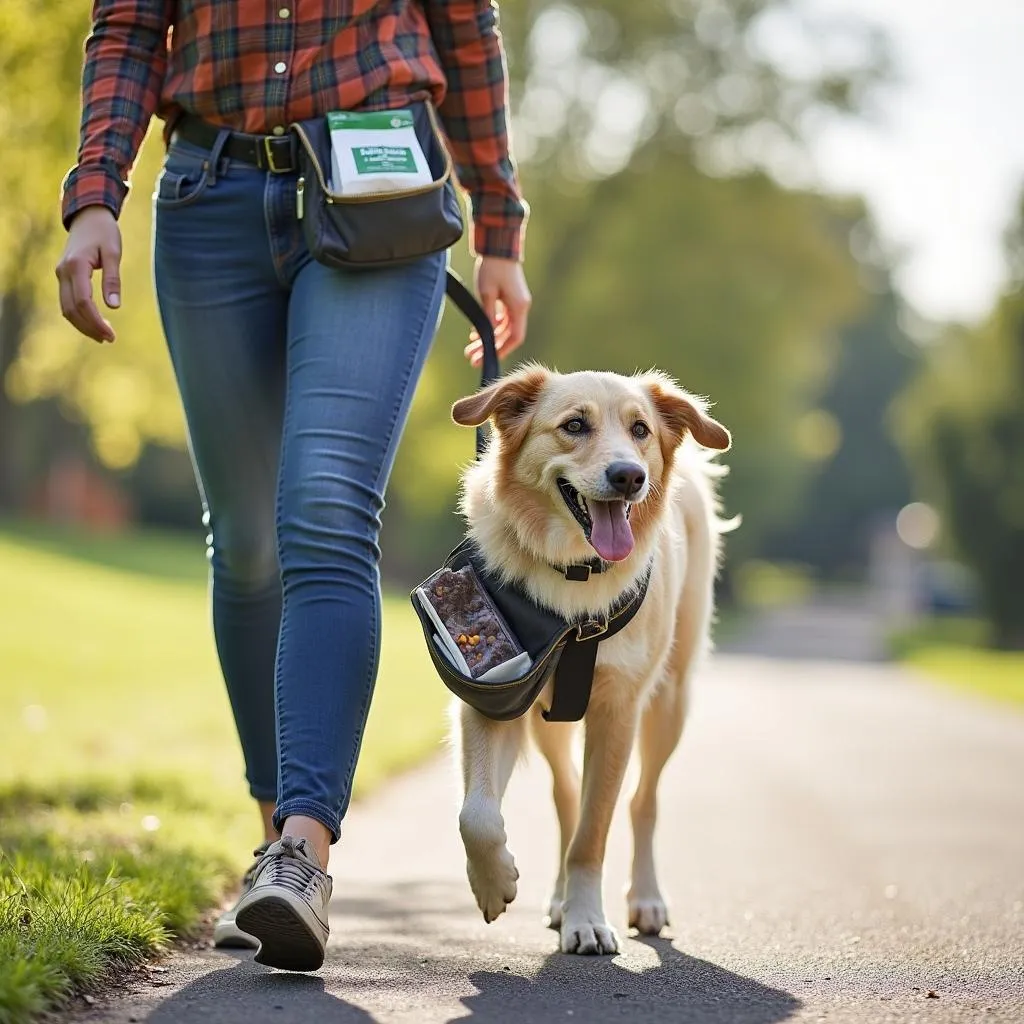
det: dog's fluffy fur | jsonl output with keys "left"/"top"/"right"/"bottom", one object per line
{"left": 448, "top": 365, "right": 732, "bottom": 955}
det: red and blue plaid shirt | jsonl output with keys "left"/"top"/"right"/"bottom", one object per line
{"left": 61, "top": 0, "right": 527, "bottom": 259}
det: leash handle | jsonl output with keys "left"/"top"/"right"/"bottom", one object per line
{"left": 444, "top": 269, "right": 500, "bottom": 457}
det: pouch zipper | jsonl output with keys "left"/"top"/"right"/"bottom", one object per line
{"left": 296, "top": 177, "right": 305, "bottom": 220}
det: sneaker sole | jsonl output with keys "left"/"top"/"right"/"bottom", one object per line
{"left": 236, "top": 895, "right": 326, "bottom": 972}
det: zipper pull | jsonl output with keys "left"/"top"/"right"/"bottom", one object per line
{"left": 296, "top": 177, "right": 305, "bottom": 220}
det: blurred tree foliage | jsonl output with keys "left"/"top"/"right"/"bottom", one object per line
{"left": 763, "top": 213, "right": 917, "bottom": 577}
{"left": 3, "top": 0, "right": 902, "bottom": 586}
{"left": 895, "top": 192, "right": 1024, "bottom": 649}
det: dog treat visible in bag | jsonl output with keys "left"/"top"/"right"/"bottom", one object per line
{"left": 415, "top": 566, "right": 532, "bottom": 682}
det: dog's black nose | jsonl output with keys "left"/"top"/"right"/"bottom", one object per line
{"left": 606, "top": 461, "right": 646, "bottom": 498}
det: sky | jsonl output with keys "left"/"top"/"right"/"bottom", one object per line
{"left": 804, "top": 0, "right": 1024, "bottom": 324}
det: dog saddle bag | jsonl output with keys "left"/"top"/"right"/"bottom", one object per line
{"left": 292, "top": 101, "right": 463, "bottom": 269}
{"left": 412, "top": 539, "right": 650, "bottom": 722}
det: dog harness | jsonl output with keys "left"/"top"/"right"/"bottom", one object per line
{"left": 411, "top": 274, "right": 652, "bottom": 722}
{"left": 412, "top": 539, "right": 651, "bottom": 722}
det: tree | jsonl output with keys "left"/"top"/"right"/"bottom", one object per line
{"left": 763, "top": 213, "right": 918, "bottom": 577}
{"left": 895, "top": 190, "right": 1024, "bottom": 648}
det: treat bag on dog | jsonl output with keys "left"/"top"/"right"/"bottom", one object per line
{"left": 327, "top": 110, "right": 433, "bottom": 196}
{"left": 415, "top": 566, "right": 532, "bottom": 683}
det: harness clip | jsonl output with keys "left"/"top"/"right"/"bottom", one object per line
{"left": 576, "top": 615, "right": 609, "bottom": 641}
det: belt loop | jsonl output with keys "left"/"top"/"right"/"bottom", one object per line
{"left": 207, "top": 128, "right": 231, "bottom": 186}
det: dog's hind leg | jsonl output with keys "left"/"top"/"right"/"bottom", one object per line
{"left": 627, "top": 673, "right": 687, "bottom": 935}
{"left": 628, "top": 514, "right": 714, "bottom": 935}
{"left": 456, "top": 703, "right": 526, "bottom": 923}
{"left": 529, "top": 706, "right": 580, "bottom": 930}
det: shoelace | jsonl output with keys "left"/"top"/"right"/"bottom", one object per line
{"left": 260, "top": 836, "right": 324, "bottom": 896}
{"left": 241, "top": 841, "right": 272, "bottom": 891}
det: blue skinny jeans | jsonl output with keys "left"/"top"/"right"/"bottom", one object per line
{"left": 153, "top": 132, "right": 446, "bottom": 842}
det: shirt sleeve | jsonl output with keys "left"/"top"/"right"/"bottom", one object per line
{"left": 60, "top": 0, "right": 174, "bottom": 230}
{"left": 422, "top": 0, "right": 528, "bottom": 260}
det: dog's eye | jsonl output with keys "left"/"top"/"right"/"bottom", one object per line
{"left": 562, "top": 418, "right": 588, "bottom": 435}
{"left": 631, "top": 421, "right": 651, "bottom": 440}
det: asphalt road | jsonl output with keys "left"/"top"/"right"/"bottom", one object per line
{"left": 78, "top": 654, "right": 1024, "bottom": 1024}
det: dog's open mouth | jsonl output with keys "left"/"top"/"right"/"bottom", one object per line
{"left": 557, "top": 478, "right": 635, "bottom": 562}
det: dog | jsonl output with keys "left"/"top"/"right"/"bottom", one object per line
{"left": 447, "top": 364, "right": 733, "bottom": 955}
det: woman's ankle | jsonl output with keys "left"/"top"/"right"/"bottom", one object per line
{"left": 281, "top": 814, "right": 331, "bottom": 869}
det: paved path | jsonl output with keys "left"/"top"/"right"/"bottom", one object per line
{"left": 719, "top": 596, "right": 890, "bottom": 662}
{"left": 80, "top": 656, "right": 1024, "bottom": 1024}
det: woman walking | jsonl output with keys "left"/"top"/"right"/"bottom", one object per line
{"left": 56, "top": 0, "right": 529, "bottom": 971}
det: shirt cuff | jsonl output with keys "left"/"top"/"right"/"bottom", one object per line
{"left": 472, "top": 221, "right": 525, "bottom": 261}
{"left": 60, "top": 165, "right": 128, "bottom": 231}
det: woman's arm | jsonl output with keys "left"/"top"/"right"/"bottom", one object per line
{"left": 57, "top": 0, "right": 172, "bottom": 342}
{"left": 421, "top": 0, "right": 527, "bottom": 262}
{"left": 60, "top": 0, "right": 174, "bottom": 229}
{"left": 422, "top": 0, "right": 531, "bottom": 359}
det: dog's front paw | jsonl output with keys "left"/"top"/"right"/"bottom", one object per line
{"left": 627, "top": 895, "right": 670, "bottom": 936}
{"left": 460, "top": 810, "right": 518, "bottom": 923}
{"left": 465, "top": 844, "right": 518, "bottom": 923}
{"left": 560, "top": 916, "right": 620, "bottom": 955}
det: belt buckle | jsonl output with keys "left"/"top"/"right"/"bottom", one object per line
{"left": 576, "top": 615, "right": 608, "bottom": 642}
{"left": 263, "top": 135, "right": 291, "bottom": 174}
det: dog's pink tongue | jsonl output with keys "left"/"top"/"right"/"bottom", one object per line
{"left": 588, "top": 500, "right": 634, "bottom": 562}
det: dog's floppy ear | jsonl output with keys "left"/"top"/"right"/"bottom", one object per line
{"left": 452, "top": 366, "right": 549, "bottom": 440}
{"left": 643, "top": 373, "right": 731, "bottom": 451}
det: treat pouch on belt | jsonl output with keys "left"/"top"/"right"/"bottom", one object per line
{"left": 411, "top": 539, "right": 650, "bottom": 722}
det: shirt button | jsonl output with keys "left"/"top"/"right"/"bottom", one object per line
{"left": 274, "top": 61, "right": 287, "bottom": 74}
{"left": 272, "top": 125, "right": 285, "bottom": 136}
{"left": 278, "top": 6, "right": 290, "bottom": 16}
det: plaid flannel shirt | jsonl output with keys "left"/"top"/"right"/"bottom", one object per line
{"left": 61, "top": 0, "right": 527, "bottom": 259}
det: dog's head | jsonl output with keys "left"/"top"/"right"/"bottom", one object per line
{"left": 452, "top": 366, "right": 730, "bottom": 566}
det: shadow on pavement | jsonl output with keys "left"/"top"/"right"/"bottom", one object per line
{"left": 449, "top": 937, "right": 801, "bottom": 1024}
{"left": 136, "top": 937, "right": 800, "bottom": 1024}
{"left": 145, "top": 961, "right": 375, "bottom": 1023}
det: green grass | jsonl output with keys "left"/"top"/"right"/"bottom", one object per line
{"left": 0, "top": 523, "right": 451, "bottom": 1023}
{"left": 0, "top": 781, "right": 237, "bottom": 1024}
{"left": 890, "top": 616, "right": 1024, "bottom": 708}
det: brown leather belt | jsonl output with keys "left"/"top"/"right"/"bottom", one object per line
{"left": 173, "top": 114, "right": 299, "bottom": 173}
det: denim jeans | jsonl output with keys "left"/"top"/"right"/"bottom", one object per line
{"left": 153, "top": 132, "right": 447, "bottom": 841}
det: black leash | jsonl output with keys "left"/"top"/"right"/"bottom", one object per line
{"left": 444, "top": 269, "right": 500, "bottom": 458}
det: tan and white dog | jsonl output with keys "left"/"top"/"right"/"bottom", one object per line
{"left": 448, "top": 365, "right": 733, "bottom": 955}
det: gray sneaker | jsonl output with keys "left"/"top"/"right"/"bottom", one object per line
{"left": 213, "top": 841, "right": 271, "bottom": 949}
{"left": 234, "top": 835, "right": 332, "bottom": 971}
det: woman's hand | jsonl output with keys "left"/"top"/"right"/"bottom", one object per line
{"left": 56, "top": 206, "right": 122, "bottom": 343}
{"left": 465, "top": 256, "right": 532, "bottom": 367}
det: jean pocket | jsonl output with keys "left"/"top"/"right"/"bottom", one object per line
{"left": 155, "top": 156, "right": 210, "bottom": 208}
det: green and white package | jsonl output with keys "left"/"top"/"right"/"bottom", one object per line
{"left": 327, "top": 109, "right": 433, "bottom": 196}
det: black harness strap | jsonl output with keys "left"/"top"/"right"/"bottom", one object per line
{"left": 541, "top": 568, "right": 651, "bottom": 722}
{"left": 544, "top": 639, "right": 598, "bottom": 722}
